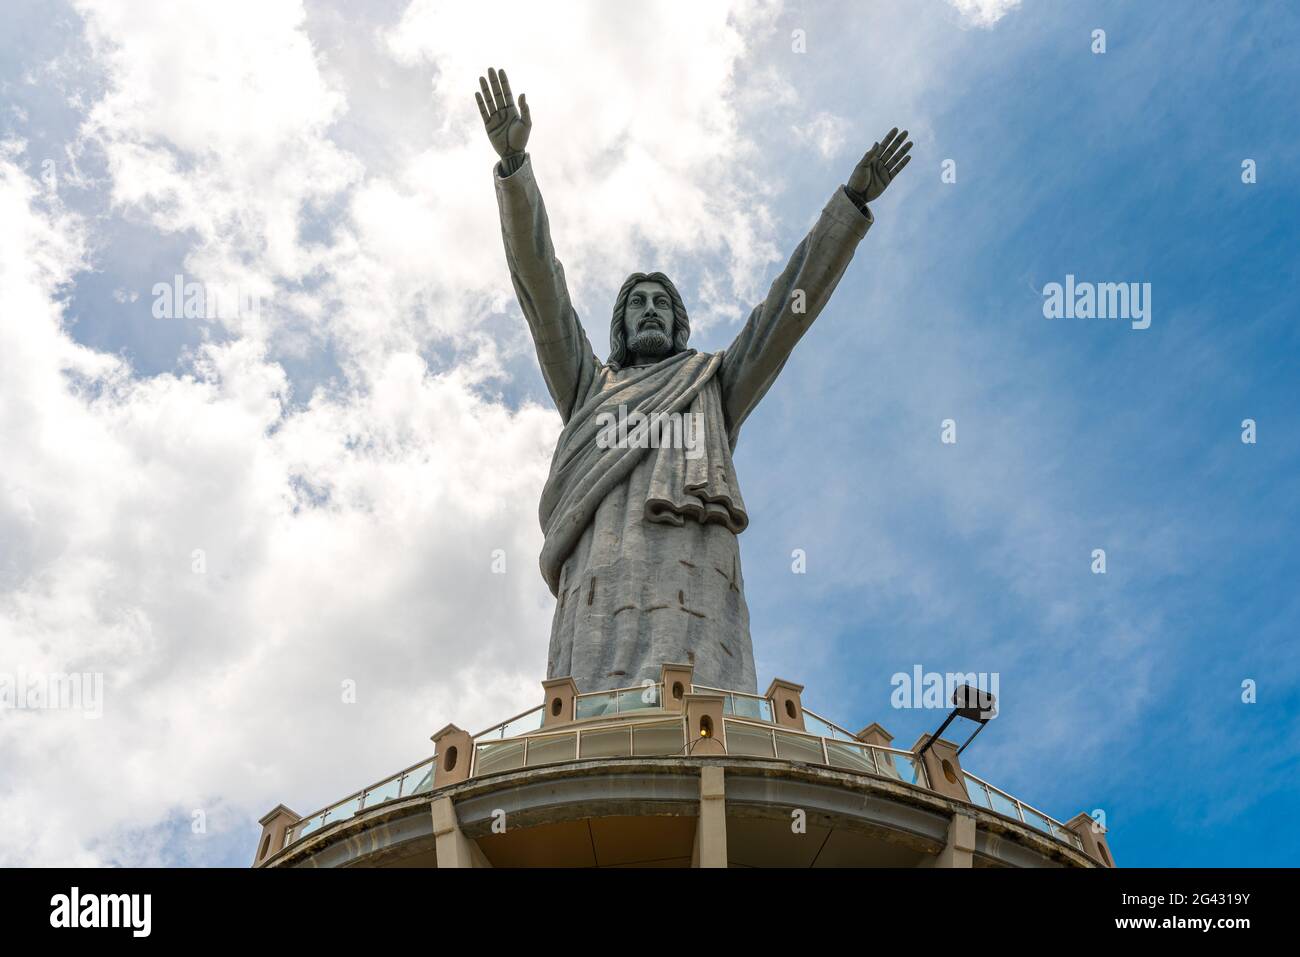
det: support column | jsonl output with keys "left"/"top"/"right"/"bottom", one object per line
{"left": 252, "top": 804, "right": 300, "bottom": 867}
{"left": 542, "top": 676, "right": 579, "bottom": 727}
{"left": 766, "top": 678, "right": 807, "bottom": 732}
{"left": 683, "top": 693, "right": 726, "bottom": 755}
{"left": 932, "top": 811, "right": 977, "bottom": 868}
{"left": 431, "top": 796, "right": 490, "bottom": 868}
{"left": 910, "top": 733, "right": 972, "bottom": 802}
{"left": 660, "top": 662, "right": 694, "bottom": 713}
{"left": 693, "top": 765, "right": 728, "bottom": 868}
{"left": 1065, "top": 812, "right": 1117, "bottom": 867}
{"left": 431, "top": 723, "right": 472, "bottom": 788}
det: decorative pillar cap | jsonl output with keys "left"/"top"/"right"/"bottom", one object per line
{"left": 1065, "top": 811, "right": 1107, "bottom": 834}
{"left": 764, "top": 677, "right": 805, "bottom": 697}
{"left": 857, "top": 722, "right": 893, "bottom": 745}
{"left": 541, "top": 676, "right": 580, "bottom": 694}
{"left": 909, "top": 733, "right": 961, "bottom": 753}
{"left": 430, "top": 722, "right": 467, "bottom": 744}
{"left": 258, "top": 804, "right": 299, "bottom": 826}
{"left": 682, "top": 692, "right": 726, "bottom": 706}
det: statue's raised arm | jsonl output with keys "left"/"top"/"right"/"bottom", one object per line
{"left": 720, "top": 128, "right": 912, "bottom": 437}
{"left": 478, "top": 67, "right": 599, "bottom": 421}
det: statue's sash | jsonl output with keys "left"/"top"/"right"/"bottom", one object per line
{"left": 538, "top": 350, "right": 749, "bottom": 595}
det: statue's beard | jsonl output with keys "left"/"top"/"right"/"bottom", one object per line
{"left": 629, "top": 326, "right": 673, "bottom": 359}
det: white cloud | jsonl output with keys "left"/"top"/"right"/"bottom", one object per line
{"left": 0, "top": 140, "right": 555, "bottom": 865}
{"left": 947, "top": 0, "right": 1022, "bottom": 28}
{"left": 792, "top": 111, "right": 851, "bottom": 160}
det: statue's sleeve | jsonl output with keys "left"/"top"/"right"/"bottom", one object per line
{"left": 720, "top": 187, "right": 874, "bottom": 437}
{"left": 494, "top": 152, "right": 600, "bottom": 422}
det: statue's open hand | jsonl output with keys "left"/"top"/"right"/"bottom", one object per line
{"left": 848, "top": 128, "right": 912, "bottom": 203}
{"left": 475, "top": 67, "right": 530, "bottom": 160}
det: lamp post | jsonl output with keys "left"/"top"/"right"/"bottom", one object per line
{"left": 917, "top": 684, "right": 997, "bottom": 758}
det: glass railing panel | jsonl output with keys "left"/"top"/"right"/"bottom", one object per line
{"left": 616, "top": 685, "right": 660, "bottom": 713}
{"left": 964, "top": 776, "right": 993, "bottom": 809}
{"left": 474, "top": 739, "right": 526, "bottom": 776}
{"left": 524, "top": 732, "right": 576, "bottom": 767}
{"left": 874, "top": 749, "right": 924, "bottom": 785}
{"left": 632, "top": 720, "right": 685, "bottom": 756}
{"left": 400, "top": 761, "right": 434, "bottom": 796}
{"left": 1052, "top": 824, "right": 1083, "bottom": 850}
{"left": 575, "top": 692, "right": 618, "bottom": 720}
{"left": 730, "top": 694, "right": 771, "bottom": 722}
{"left": 774, "top": 730, "right": 825, "bottom": 764}
{"left": 1021, "top": 807, "right": 1054, "bottom": 835}
{"left": 986, "top": 786, "right": 1022, "bottom": 821}
{"left": 803, "top": 710, "right": 854, "bottom": 740}
{"left": 498, "top": 707, "right": 544, "bottom": 739}
{"left": 323, "top": 795, "right": 361, "bottom": 826}
{"left": 362, "top": 775, "right": 402, "bottom": 809}
{"left": 801, "top": 712, "right": 836, "bottom": 738}
{"left": 724, "top": 722, "right": 775, "bottom": 757}
{"left": 825, "top": 740, "right": 877, "bottom": 775}
{"left": 871, "top": 747, "right": 903, "bottom": 781}
{"left": 579, "top": 726, "right": 632, "bottom": 758}
{"left": 296, "top": 814, "right": 324, "bottom": 841}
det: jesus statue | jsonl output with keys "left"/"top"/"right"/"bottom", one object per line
{"left": 477, "top": 66, "right": 912, "bottom": 695}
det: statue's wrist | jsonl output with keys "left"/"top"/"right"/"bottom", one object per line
{"left": 497, "top": 151, "right": 527, "bottom": 176}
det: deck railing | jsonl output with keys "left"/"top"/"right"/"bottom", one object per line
{"left": 275, "top": 688, "right": 1081, "bottom": 858}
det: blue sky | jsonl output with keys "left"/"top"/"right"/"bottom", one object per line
{"left": 0, "top": 0, "right": 1295, "bottom": 866}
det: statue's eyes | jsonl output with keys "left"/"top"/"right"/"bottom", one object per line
{"left": 655, "top": 297, "right": 668, "bottom": 307}
{"left": 631, "top": 295, "right": 643, "bottom": 305}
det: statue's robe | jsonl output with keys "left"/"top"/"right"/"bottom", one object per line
{"left": 495, "top": 152, "right": 872, "bottom": 694}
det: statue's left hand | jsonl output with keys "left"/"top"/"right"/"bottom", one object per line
{"left": 848, "top": 128, "right": 912, "bottom": 203}
{"left": 475, "top": 66, "right": 531, "bottom": 160}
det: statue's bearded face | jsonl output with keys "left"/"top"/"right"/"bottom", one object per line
{"left": 622, "top": 280, "right": 675, "bottom": 362}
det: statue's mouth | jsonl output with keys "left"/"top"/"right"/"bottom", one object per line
{"left": 640, "top": 317, "right": 665, "bottom": 333}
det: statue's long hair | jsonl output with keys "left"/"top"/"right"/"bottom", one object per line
{"left": 607, "top": 271, "right": 691, "bottom": 371}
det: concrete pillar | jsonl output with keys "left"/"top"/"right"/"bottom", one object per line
{"left": 1065, "top": 812, "right": 1117, "bottom": 867}
{"left": 856, "top": 722, "right": 894, "bottom": 748}
{"left": 766, "top": 678, "right": 807, "bottom": 732}
{"left": 910, "top": 733, "right": 971, "bottom": 802}
{"left": 683, "top": 693, "right": 726, "bottom": 755}
{"left": 431, "top": 723, "right": 472, "bottom": 788}
{"left": 931, "top": 811, "right": 976, "bottom": 868}
{"left": 431, "top": 796, "right": 490, "bottom": 868}
{"left": 660, "top": 662, "right": 694, "bottom": 713}
{"left": 252, "top": 804, "right": 300, "bottom": 867}
{"left": 692, "top": 765, "right": 728, "bottom": 868}
{"left": 541, "top": 676, "right": 579, "bottom": 727}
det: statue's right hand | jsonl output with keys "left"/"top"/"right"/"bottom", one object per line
{"left": 475, "top": 67, "right": 530, "bottom": 161}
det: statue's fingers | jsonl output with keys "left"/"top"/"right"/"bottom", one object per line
{"left": 860, "top": 142, "right": 880, "bottom": 166}
{"left": 479, "top": 76, "right": 495, "bottom": 115}
{"left": 519, "top": 93, "right": 531, "bottom": 126}
{"left": 879, "top": 130, "right": 909, "bottom": 165}
{"left": 489, "top": 67, "right": 505, "bottom": 112}
{"left": 877, "top": 127, "right": 900, "bottom": 155}
{"left": 886, "top": 140, "right": 912, "bottom": 167}
{"left": 475, "top": 91, "right": 491, "bottom": 123}
{"left": 499, "top": 69, "right": 515, "bottom": 107}
{"left": 887, "top": 154, "right": 912, "bottom": 178}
